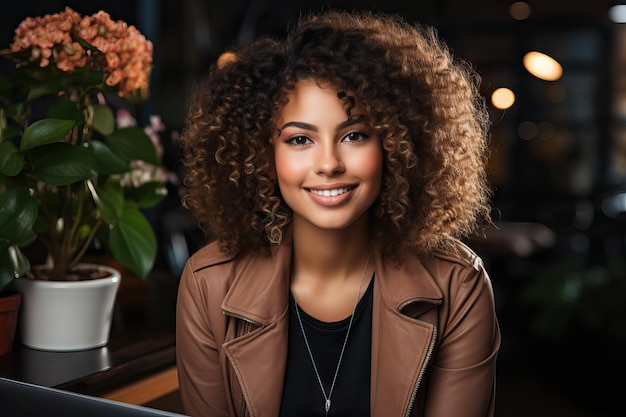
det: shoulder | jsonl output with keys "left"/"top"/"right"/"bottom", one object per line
{"left": 179, "top": 241, "right": 241, "bottom": 301}
{"left": 430, "top": 240, "right": 485, "bottom": 272}
{"left": 420, "top": 241, "right": 496, "bottom": 322}
{"left": 181, "top": 241, "right": 281, "bottom": 291}
{"left": 419, "top": 240, "right": 490, "bottom": 291}
{"left": 186, "top": 240, "right": 236, "bottom": 274}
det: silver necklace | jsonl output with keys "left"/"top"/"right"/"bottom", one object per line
{"left": 293, "top": 255, "right": 370, "bottom": 417}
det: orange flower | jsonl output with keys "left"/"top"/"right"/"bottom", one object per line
{"left": 9, "top": 7, "right": 153, "bottom": 97}
{"left": 105, "top": 69, "right": 124, "bottom": 87}
{"left": 106, "top": 52, "right": 121, "bottom": 70}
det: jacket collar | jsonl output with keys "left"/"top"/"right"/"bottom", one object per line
{"left": 220, "top": 241, "right": 444, "bottom": 417}
{"left": 221, "top": 242, "right": 292, "bottom": 326}
{"left": 221, "top": 241, "right": 444, "bottom": 323}
{"left": 373, "top": 252, "right": 443, "bottom": 313}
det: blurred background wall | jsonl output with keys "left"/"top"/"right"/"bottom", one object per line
{"left": 2, "top": 1, "right": 625, "bottom": 416}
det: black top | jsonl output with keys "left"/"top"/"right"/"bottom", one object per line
{"left": 279, "top": 276, "right": 373, "bottom": 417}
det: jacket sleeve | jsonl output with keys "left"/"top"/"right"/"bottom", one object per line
{"left": 176, "top": 260, "right": 230, "bottom": 417}
{"left": 423, "top": 261, "right": 500, "bottom": 417}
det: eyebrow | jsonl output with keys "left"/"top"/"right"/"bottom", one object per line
{"left": 279, "top": 115, "right": 366, "bottom": 133}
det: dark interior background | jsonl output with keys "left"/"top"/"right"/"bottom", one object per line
{"left": 3, "top": 1, "right": 625, "bottom": 416}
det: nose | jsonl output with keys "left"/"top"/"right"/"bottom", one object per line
{"left": 315, "top": 142, "right": 344, "bottom": 176}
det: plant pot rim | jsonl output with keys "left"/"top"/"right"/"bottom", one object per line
{"left": 0, "top": 291, "right": 21, "bottom": 312}
{"left": 19, "top": 263, "right": 120, "bottom": 289}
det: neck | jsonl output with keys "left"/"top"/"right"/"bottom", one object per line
{"left": 291, "top": 215, "right": 371, "bottom": 282}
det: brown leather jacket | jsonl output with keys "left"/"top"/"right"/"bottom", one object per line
{"left": 176, "top": 240, "right": 500, "bottom": 417}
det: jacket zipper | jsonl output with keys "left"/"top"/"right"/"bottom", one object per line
{"left": 223, "top": 310, "right": 263, "bottom": 328}
{"left": 405, "top": 326, "right": 437, "bottom": 417}
{"left": 398, "top": 297, "right": 440, "bottom": 312}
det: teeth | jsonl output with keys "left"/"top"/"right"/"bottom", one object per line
{"left": 310, "top": 187, "right": 350, "bottom": 197}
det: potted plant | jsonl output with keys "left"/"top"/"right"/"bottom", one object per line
{"left": 0, "top": 224, "right": 24, "bottom": 356}
{"left": 0, "top": 8, "right": 166, "bottom": 351}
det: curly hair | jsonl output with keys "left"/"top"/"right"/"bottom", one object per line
{"left": 180, "top": 10, "right": 491, "bottom": 262}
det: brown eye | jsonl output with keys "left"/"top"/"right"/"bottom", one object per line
{"left": 342, "top": 131, "right": 369, "bottom": 142}
{"left": 287, "top": 135, "right": 312, "bottom": 146}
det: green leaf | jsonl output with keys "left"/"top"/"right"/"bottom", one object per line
{"left": 30, "top": 143, "right": 96, "bottom": 185}
{"left": 89, "top": 140, "right": 131, "bottom": 175}
{"left": 0, "top": 187, "right": 38, "bottom": 246}
{"left": 26, "top": 85, "right": 63, "bottom": 103}
{"left": 0, "top": 248, "right": 16, "bottom": 291}
{"left": 0, "top": 141, "right": 24, "bottom": 176}
{"left": 1, "top": 125, "right": 21, "bottom": 141}
{"left": 32, "top": 209, "right": 50, "bottom": 234}
{"left": 2, "top": 102, "right": 25, "bottom": 120}
{"left": 48, "top": 99, "right": 82, "bottom": 122}
{"left": 91, "top": 105, "right": 115, "bottom": 136}
{"left": 0, "top": 246, "right": 31, "bottom": 291}
{"left": 92, "top": 181, "right": 124, "bottom": 225}
{"left": 71, "top": 65, "right": 107, "bottom": 89}
{"left": 108, "top": 206, "right": 156, "bottom": 278}
{"left": 106, "top": 127, "right": 159, "bottom": 165}
{"left": 74, "top": 35, "right": 100, "bottom": 53}
{"left": 21, "top": 118, "right": 76, "bottom": 150}
{"left": 131, "top": 181, "right": 167, "bottom": 208}
{"left": 11, "top": 246, "right": 31, "bottom": 275}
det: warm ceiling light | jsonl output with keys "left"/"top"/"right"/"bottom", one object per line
{"left": 510, "top": 2, "right": 531, "bottom": 20}
{"left": 609, "top": 5, "right": 626, "bottom": 23}
{"left": 523, "top": 51, "right": 563, "bottom": 81}
{"left": 491, "top": 88, "right": 516, "bottom": 110}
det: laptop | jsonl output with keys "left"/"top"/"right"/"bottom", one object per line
{"left": 0, "top": 377, "right": 189, "bottom": 417}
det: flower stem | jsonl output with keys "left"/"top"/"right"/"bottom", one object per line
{"left": 69, "top": 218, "right": 103, "bottom": 270}
{"left": 67, "top": 181, "right": 86, "bottom": 252}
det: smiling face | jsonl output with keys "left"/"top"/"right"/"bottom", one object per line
{"left": 273, "top": 79, "right": 383, "bottom": 234}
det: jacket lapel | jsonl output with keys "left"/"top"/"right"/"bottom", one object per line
{"left": 222, "top": 314, "right": 289, "bottom": 417}
{"left": 371, "top": 255, "right": 443, "bottom": 417}
{"left": 221, "top": 243, "right": 292, "bottom": 417}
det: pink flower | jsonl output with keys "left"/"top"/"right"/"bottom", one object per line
{"left": 115, "top": 108, "right": 137, "bottom": 128}
{"left": 144, "top": 115, "right": 165, "bottom": 157}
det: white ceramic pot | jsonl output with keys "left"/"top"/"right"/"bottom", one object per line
{"left": 13, "top": 263, "right": 121, "bottom": 351}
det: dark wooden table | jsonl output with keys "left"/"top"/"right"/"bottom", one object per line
{"left": 0, "top": 264, "right": 179, "bottom": 398}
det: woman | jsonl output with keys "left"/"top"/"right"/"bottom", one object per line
{"left": 177, "top": 9, "right": 500, "bottom": 417}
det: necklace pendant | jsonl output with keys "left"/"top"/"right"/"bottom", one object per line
{"left": 325, "top": 399, "right": 331, "bottom": 413}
